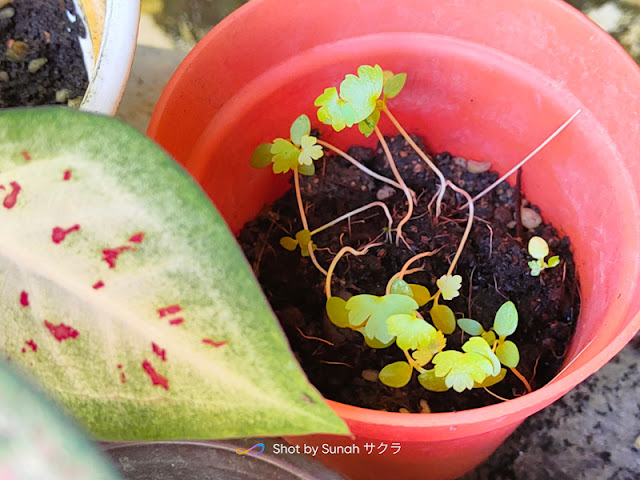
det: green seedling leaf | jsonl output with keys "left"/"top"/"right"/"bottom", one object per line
{"left": 410, "top": 284, "right": 431, "bottom": 307}
{"left": 474, "top": 367, "right": 507, "bottom": 388}
{"left": 298, "top": 163, "right": 316, "bottom": 176}
{"left": 250, "top": 142, "right": 273, "bottom": 169}
{"left": 383, "top": 72, "right": 407, "bottom": 99}
{"left": 0, "top": 108, "right": 347, "bottom": 440}
{"left": 0, "top": 360, "right": 121, "bottom": 480}
{"left": 378, "top": 361, "right": 412, "bottom": 388}
{"left": 346, "top": 294, "right": 418, "bottom": 344}
{"left": 462, "top": 337, "right": 501, "bottom": 377}
{"left": 358, "top": 328, "right": 396, "bottom": 349}
{"left": 436, "top": 274, "right": 462, "bottom": 300}
{"left": 326, "top": 297, "right": 349, "bottom": 328}
{"left": 295, "top": 229, "right": 317, "bottom": 257}
{"left": 387, "top": 313, "right": 437, "bottom": 350}
{"left": 547, "top": 255, "right": 560, "bottom": 268}
{"left": 271, "top": 138, "right": 300, "bottom": 174}
{"left": 433, "top": 350, "right": 493, "bottom": 393}
{"left": 298, "top": 135, "right": 323, "bottom": 166}
{"left": 280, "top": 236, "right": 298, "bottom": 251}
{"left": 430, "top": 304, "right": 456, "bottom": 335}
{"left": 528, "top": 236, "right": 549, "bottom": 260}
{"left": 358, "top": 109, "right": 380, "bottom": 137}
{"left": 493, "top": 301, "right": 518, "bottom": 338}
{"left": 418, "top": 369, "right": 449, "bottom": 392}
{"left": 482, "top": 330, "right": 497, "bottom": 346}
{"left": 290, "top": 114, "right": 311, "bottom": 146}
{"left": 458, "top": 318, "right": 485, "bottom": 336}
{"left": 339, "top": 64, "right": 384, "bottom": 120}
{"left": 412, "top": 331, "right": 446, "bottom": 366}
{"left": 496, "top": 340, "right": 520, "bottom": 368}
{"left": 390, "top": 278, "right": 413, "bottom": 297}
{"left": 315, "top": 87, "right": 358, "bottom": 132}
{"left": 529, "top": 259, "right": 543, "bottom": 276}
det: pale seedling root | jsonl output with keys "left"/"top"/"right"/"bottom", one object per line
{"left": 311, "top": 201, "right": 394, "bottom": 243}
{"left": 325, "top": 242, "right": 384, "bottom": 298}
{"left": 385, "top": 247, "right": 445, "bottom": 294}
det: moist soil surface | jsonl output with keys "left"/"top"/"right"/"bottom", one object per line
{"left": 0, "top": 0, "right": 88, "bottom": 108}
{"left": 239, "top": 134, "right": 580, "bottom": 413}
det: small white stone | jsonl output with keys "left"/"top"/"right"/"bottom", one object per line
{"left": 452, "top": 156, "right": 467, "bottom": 168}
{"left": 587, "top": 3, "right": 624, "bottom": 33}
{"left": 376, "top": 185, "right": 396, "bottom": 201}
{"left": 521, "top": 208, "right": 543, "bottom": 230}
{"left": 466, "top": 159, "right": 492, "bottom": 174}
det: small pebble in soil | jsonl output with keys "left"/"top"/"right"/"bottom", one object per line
{"left": 361, "top": 369, "right": 379, "bottom": 383}
{"left": 55, "top": 88, "right": 71, "bottom": 103}
{"left": 6, "top": 41, "right": 29, "bottom": 62}
{"left": 466, "top": 159, "right": 492, "bottom": 174}
{"left": 0, "top": 71, "right": 8, "bottom": 82}
{"left": 27, "top": 57, "right": 47, "bottom": 73}
{"left": 0, "top": 7, "right": 14, "bottom": 20}
{"left": 521, "top": 207, "right": 543, "bottom": 229}
{"left": 376, "top": 185, "right": 396, "bottom": 201}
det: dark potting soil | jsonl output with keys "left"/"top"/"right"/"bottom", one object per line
{"left": 238, "top": 134, "right": 580, "bottom": 413}
{"left": 0, "top": 0, "right": 89, "bottom": 108}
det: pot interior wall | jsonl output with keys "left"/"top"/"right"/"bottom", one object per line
{"left": 188, "top": 32, "right": 640, "bottom": 388}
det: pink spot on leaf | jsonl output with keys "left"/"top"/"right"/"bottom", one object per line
{"left": 168, "top": 317, "right": 184, "bottom": 326}
{"left": 2, "top": 182, "right": 21, "bottom": 209}
{"left": 117, "top": 364, "right": 122, "bottom": 369}
{"left": 21, "top": 348, "right": 26, "bottom": 354}
{"left": 25, "top": 340, "right": 37, "bottom": 352}
{"left": 158, "top": 305, "right": 182, "bottom": 318}
{"left": 20, "top": 291, "right": 29, "bottom": 307}
{"left": 121, "top": 372, "right": 126, "bottom": 384}
{"left": 44, "top": 320, "right": 79, "bottom": 342}
{"left": 129, "top": 232, "right": 145, "bottom": 244}
{"left": 93, "top": 281, "right": 105, "bottom": 290}
{"left": 63, "top": 170, "right": 72, "bottom": 181}
{"left": 52, "top": 224, "right": 80, "bottom": 244}
{"left": 152, "top": 342, "right": 166, "bottom": 362}
{"left": 142, "top": 360, "right": 168, "bottom": 390}
{"left": 202, "top": 339, "right": 228, "bottom": 348}
{"left": 21, "top": 151, "right": 31, "bottom": 161}
{"left": 102, "top": 246, "right": 135, "bottom": 269}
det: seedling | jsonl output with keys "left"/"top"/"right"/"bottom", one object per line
{"left": 527, "top": 236, "right": 560, "bottom": 276}
{"left": 249, "top": 64, "right": 579, "bottom": 403}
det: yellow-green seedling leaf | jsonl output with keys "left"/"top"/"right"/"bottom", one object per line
{"left": 0, "top": 108, "right": 348, "bottom": 440}
{"left": 358, "top": 109, "right": 380, "bottom": 137}
{"left": 383, "top": 72, "right": 407, "bottom": 99}
{"left": 0, "top": 359, "right": 122, "bottom": 480}
{"left": 378, "top": 361, "right": 413, "bottom": 388}
{"left": 298, "top": 135, "right": 324, "bottom": 166}
{"left": 298, "top": 163, "right": 316, "bottom": 176}
{"left": 409, "top": 284, "right": 431, "bottom": 307}
{"left": 412, "top": 331, "right": 446, "bottom": 366}
{"left": 529, "top": 259, "right": 543, "bottom": 277}
{"left": 474, "top": 368, "right": 507, "bottom": 388}
{"left": 357, "top": 327, "right": 395, "bottom": 349}
{"left": 290, "top": 114, "right": 311, "bottom": 146}
{"left": 412, "top": 348, "right": 433, "bottom": 367}
{"left": 280, "top": 236, "right": 298, "bottom": 251}
{"left": 295, "top": 229, "right": 317, "bottom": 257}
{"left": 528, "top": 236, "right": 549, "bottom": 260}
{"left": 250, "top": 142, "right": 273, "bottom": 169}
{"left": 436, "top": 274, "right": 462, "bottom": 301}
{"left": 346, "top": 294, "right": 418, "bottom": 344}
{"left": 547, "top": 255, "right": 560, "bottom": 268}
{"left": 390, "top": 278, "right": 413, "bottom": 297}
{"left": 457, "top": 318, "right": 485, "bottom": 336}
{"left": 314, "top": 87, "right": 358, "bottom": 132}
{"left": 326, "top": 297, "right": 349, "bottom": 329}
{"left": 493, "top": 301, "right": 518, "bottom": 338}
{"left": 387, "top": 313, "right": 437, "bottom": 350}
{"left": 462, "top": 337, "right": 501, "bottom": 377}
{"left": 482, "top": 330, "right": 497, "bottom": 346}
{"left": 418, "top": 369, "right": 450, "bottom": 392}
{"left": 496, "top": 340, "right": 520, "bottom": 368}
{"left": 339, "top": 64, "right": 384, "bottom": 121}
{"left": 433, "top": 351, "right": 493, "bottom": 393}
{"left": 430, "top": 304, "right": 456, "bottom": 335}
{"left": 271, "top": 138, "right": 300, "bottom": 174}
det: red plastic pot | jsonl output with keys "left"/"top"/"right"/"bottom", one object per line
{"left": 148, "top": 1, "right": 640, "bottom": 479}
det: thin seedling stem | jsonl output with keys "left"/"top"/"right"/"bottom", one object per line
{"left": 374, "top": 126, "right": 414, "bottom": 245}
{"left": 402, "top": 348, "right": 427, "bottom": 374}
{"left": 465, "top": 109, "right": 581, "bottom": 207}
{"left": 311, "top": 201, "right": 393, "bottom": 243}
{"left": 325, "top": 242, "right": 383, "bottom": 298}
{"left": 510, "top": 367, "right": 533, "bottom": 393}
{"left": 383, "top": 106, "right": 447, "bottom": 216}
{"left": 294, "top": 168, "right": 328, "bottom": 275}
{"left": 316, "top": 139, "right": 404, "bottom": 191}
{"left": 385, "top": 247, "right": 444, "bottom": 294}
{"left": 445, "top": 181, "right": 474, "bottom": 277}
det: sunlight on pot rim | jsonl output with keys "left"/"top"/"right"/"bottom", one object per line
{"left": 77, "top": 0, "right": 140, "bottom": 115}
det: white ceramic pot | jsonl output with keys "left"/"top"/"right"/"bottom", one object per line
{"left": 77, "top": 0, "right": 140, "bottom": 115}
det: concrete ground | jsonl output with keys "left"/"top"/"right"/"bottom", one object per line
{"left": 116, "top": 1, "right": 640, "bottom": 478}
